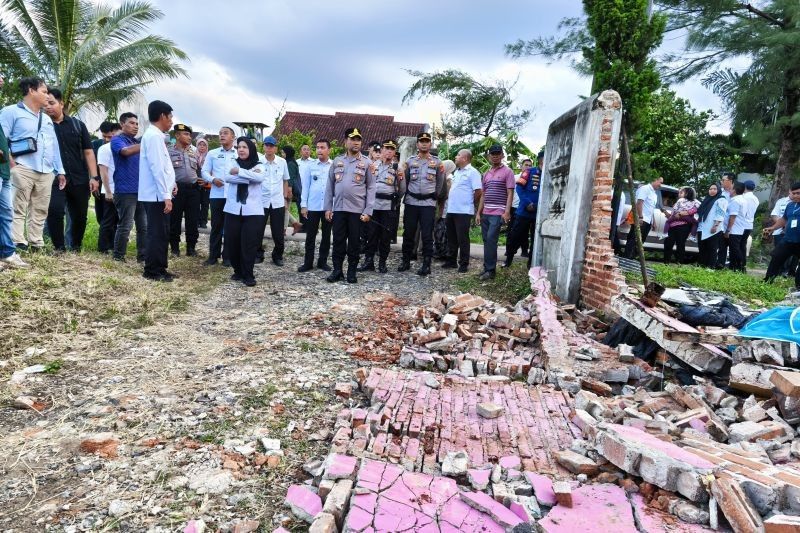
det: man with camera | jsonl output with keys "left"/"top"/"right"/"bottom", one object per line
{"left": 0, "top": 77, "right": 65, "bottom": 255}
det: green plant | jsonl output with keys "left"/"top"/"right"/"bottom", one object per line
{"left": 43, "top": 359, "right": 62, "bottom": 374}
{"left": 454, "top": 262, "right": 531, "bottom": 304}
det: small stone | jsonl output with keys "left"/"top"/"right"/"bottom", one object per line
{"left": 334, "top": 382, "right": 352, "bottom": 399}
{"left": 308, "top": 513, "right": 337, "bottom": 533}
{"left": 672, "top": 500, "right": 710, "bottom": 525}
{"left": 424, "top": 375, "right": 440, "bottom": 389}
{"left": 231, "top": 520, "right": 260, "bottom": 533}
{"left": 577, "top": 474, "right": 588, "bottom": 484}
{"left": 477, "top": 402, "right": 504, "bottom": 419}
{"left": 553, "top": 449, "right": 599, "bottom": 476}
{"left": 468, "top": 468, "right": 491, "bottom": 491}
{"left": 442, "top": 450, "right": 469, "bottom": 476}
{"left": 108, "top": 499, "right": 132, "bottom": 518}
{"left": 553, "top": 481, "right": 573, "bottom": 507}
{"left": 261, "top": 438, "right": 281, "bottom": 451}
{"left": 285, "top": 485, "right": 322, "bottom": 524}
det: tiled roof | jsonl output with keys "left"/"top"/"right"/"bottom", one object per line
{"left": 274, "top": 111, "right": 427, "bottom": 146}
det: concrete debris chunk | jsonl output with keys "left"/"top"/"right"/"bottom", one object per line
{"left": 710, "top": 476, "right": 764, "bottom": 533}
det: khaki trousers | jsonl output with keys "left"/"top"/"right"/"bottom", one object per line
{"left": 11, "top": 165, "right": 54, "bottom": 246}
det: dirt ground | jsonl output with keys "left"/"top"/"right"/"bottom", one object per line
{"left": 0, "top": 238, "right": 462, "bottom": 532}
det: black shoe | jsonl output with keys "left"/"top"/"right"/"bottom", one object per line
{"left": 297, "top": 264, "right": 313, "bottom": 272}
{"left": 479, "top": 270, "right": 496, "bottom": 281}
{"left": 231, "top": 273, "right": 243, "bottom": 281}
{"left": 417, "top": 258, "right": 432, "bottom": 276}
{"left": 171, "top": 248, "right": 180, "bottom": 257}
{"left": 441, "top": 261, "right": 458, "bottom": 269}
{"left": 378, "top": 260, "right": 388, "bottom": 274}
{"left": 223, "top": 259, "right": 232, "bottom": 267}
{"left": 113, "top": 256, "right": 126, "bottom": 263}
{"left": 144, "top": 272, "right": 172, "bottom": 282}
{"left": 347, "top": 269, "right": 358, "bottom": 283}
{"left": 204, "top": 258, "right": 218, "bottom": 266}
{"left": 410, "top": 254, "right": 418, "bottom": 261}
{"left": 458, "top": 265, "right": 468, "bottom": 273}
{"left": 327, "top": 270, "right": 344, "bottom": 282}
{"left": 137, "top": 256, "right": 146, "bottom": 264}
{"left": 318, "top": 262, "right": 332, "bottom": 272}
{"left": 243, "top": 278, "right": 256, "bottom": 287}
{"left": 357, "top": 258, "right": 375, "bottom": 272}
{"left": 199, "top": 223, "right": 208, "bottom": 229}
{"left": 398, "top": 260, "right": 411, "bottom": 272}
{"left": 500, "top": 260, "right": 512, "bottom": 269}
{"left": 163, "top": 270, "right": 179, "bottom": 279}
{"left": 272, "top": 258, "right": 284, "bottom": 267}
{"left": 254, "top": 256, "right": 264, "bottom": 264}
{"left": 186, "top": 248, "right": 198, "bottom": 257}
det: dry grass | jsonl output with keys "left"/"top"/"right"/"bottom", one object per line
{"left": 0, "top": 247, "right": 228, "bottom": 384}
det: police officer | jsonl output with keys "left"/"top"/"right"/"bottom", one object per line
{"left": 399, "top": 131, "right": 446, "bottom": 276}
{"left": 358, "top": 139, "right": 406, "bottom": 273}
{"left": 503, "top": 149, "right": 542, "bottom": 268}
{"left": 168, "top": 124, "right": 201, "bottom": 256}
{"left": 324, "top": 128, "right": 376, "bottom": 283}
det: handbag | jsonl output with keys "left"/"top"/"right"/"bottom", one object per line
{"left": 9, "top": 104, "right": 43, "bottom": 157}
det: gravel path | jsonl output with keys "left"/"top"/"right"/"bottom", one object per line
{"left": 0, "top": 239, "right": 461, "bottom": 532}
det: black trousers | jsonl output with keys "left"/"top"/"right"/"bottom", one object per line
{"left": 257, "top": 206, "right": 285, "bottom": 262}
{"left": 697, "top": 232, "right": 722, "bottom": 268}
{"left": 766, "top": 240, "right": 800, "bottom": 288}
{"left": 225, "top": 213, "right": 264, "bottom": 282}
{"left": 716, "top": 236, "right": 729, "bottom": 269}
{"left": 199, "top": 187, "right": 210, "bottom": 226}
{"left": 446, "top": 213, "right": 472, "bottom": 267}
{"left": 741, "top": 229, "right": 752, "bottom": 272}
{"left": 506, "top": 215, "right": 536, "bottom": 262}
{"left": 332, "top": 211, "right": 362, "bottom": 269}
{"left": 143, "top": 201, "right": 170, "bottom": 277}
{"left": 292, "top": 182, "right": 305, "bottom": 228}
{"left": 364, "top": 209, "right": 398, "bottom": 261}
{"left": 623, "top": 221, "right": 651, "bottom": 259}
{"left": 303, "top": 210, "right": 332, "bottom": 267}
{"left": 169, "top": 182, "right": 200, "bottom": 250}
{"left": 664, "top": 224, "right": 692, "bottom": 264}
{"left": 209, "top": 198, "right": 226, "bottom": 261}
{"left": 95, "top": 195, "right": 119, "bottom": 253}
{"left": 47, "top": 181, "right": 90, "bottom": 251}
{"left": 402, "top": 204, "right": 435, "bottom": 260}
{"left": 727, "top": 234, "right": 745, "bottom": 271}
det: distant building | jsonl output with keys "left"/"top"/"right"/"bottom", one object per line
{"left": 274, "top": 111, "right": 427, "bottom": 146}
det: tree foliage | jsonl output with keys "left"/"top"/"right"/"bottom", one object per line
{"left": 634, "top": 89, "right": 740, "bottom": 189}
{"left": 657, "top": 0, "right": 800, "bottom": 207}
{"left": 275, "top": 129, "right": 343, "bottom": 159}
{"left": 0, "top": 0, "right": 187, "bottom": 115}
{"left": 402, "top": 69, "right": 533, "bottom": 142}
{"left": 507, "top": 0, "right": 665, "bottom": 131}
{"left": 437, "top": 132, "right": 537, "bottom": 174}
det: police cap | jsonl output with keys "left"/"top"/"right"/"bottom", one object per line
{"left": 416, "top": 132, "right": 432, "bottom": 142}
{"left": 345, "top": 127, "right": 363, "bottom": 140}
{"left": 173, "top": 124, "right": 192, "bottom": 134}
{"left": 382, "top": 139, "right": 398, "bottom": 150}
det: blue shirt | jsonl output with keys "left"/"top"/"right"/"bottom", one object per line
{"left": 783, "top": 202, "right": 800, "bottom": 244}
{"left": 138, "top": 125, "right": 175, "bottom": 202}
{"left": 300, "top": 158, "right": 332, "bottom": 211}
{"left": 0, "top": 102, "right": 65, "bottom": 175}
{"left": 515, "top": 166, "right": 541, "bottom": 218}
{"left": 202, "top": 146, "right": 238, "bottom": 199}
{"left": 446, "top": 164, "right": 482, "bottom": 215}
{"left": 110, "top": 133, "right": 140, "bottom": 194}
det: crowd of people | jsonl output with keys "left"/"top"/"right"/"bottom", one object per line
{"left": 0, "top": 77, "right": 544, "bottom": 286}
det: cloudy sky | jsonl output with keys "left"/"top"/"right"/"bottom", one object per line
{"left": 118, "top": 0, "right": 730, "bottom": 149}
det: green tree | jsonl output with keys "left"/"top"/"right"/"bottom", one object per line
{"left": 635, "top": 89, "right": 740, "bottom": 189}
{"left": 658, "top": 0, "right": 800, "bottom": 208}
{"left": 401, "top": 69, "right": 533, "bottom": 142}
{"left": 0, "top": 0, "right": 187, "bottom": 115}
{"left": 438, "top": 132, "right": 536, "bottom": 174}
{"left": 274, "top": 129, "right": 343, "bottom": 158}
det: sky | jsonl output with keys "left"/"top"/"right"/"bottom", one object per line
{"left": 94, "top": 0, "right": 732, "bottom": 150}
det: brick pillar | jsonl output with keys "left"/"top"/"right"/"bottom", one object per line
{"left": 579, "top": 97, "right": 628, "bottom": 315}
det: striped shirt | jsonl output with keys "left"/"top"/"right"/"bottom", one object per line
{"left": 481, "top": 164, "right": 515, "bottom": 215}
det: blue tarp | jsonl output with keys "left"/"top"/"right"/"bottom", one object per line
{"left": 738, "top": 307, "right": 800, "bottom": 344}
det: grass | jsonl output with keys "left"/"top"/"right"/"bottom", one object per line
{"left": 625, "top": 263, "right": 794, "bottom": 306}
{"left": 0, "top": 202, "right": 229, "bottom": 368}
{"left": 454, "top": 261, "right": 531, "bottom": 305}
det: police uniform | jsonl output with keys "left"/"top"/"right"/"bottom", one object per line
{"left": 358, "top": 140, "right": 406, "bottom": 273}
{"left": 399, "top": 131, "right": 446, "bottom": 275}
{"left": 504, "top": 152, "right": 542, "bottom": 268}
{"left": 168, "top": 124, "right": 201, "bottom": 256}
{"left": 324, "top": 128, "right": 376, "bottom": 283}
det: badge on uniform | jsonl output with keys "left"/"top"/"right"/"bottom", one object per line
{"left": 428, "top": 160, "right": 437, "bottom": 169}
{"left": 354, "top": 174, "right": 363, "bottom": 184}
{"left": 386, "top": 176, "right": 394, "bottom": 185}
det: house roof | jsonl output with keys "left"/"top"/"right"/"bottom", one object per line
{"left": 274, "top": 111, "right": 427, "bottom": 146}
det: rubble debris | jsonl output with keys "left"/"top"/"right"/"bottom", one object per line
{"left": 765, "top": 514, "right": 800, "bottom": 532}
{"left": 709, "top": 476, "right": 764, "bottom": 533}
{"left": 539, "top": 484, "right": 637, "bottom": 531}
{"left": 730, "top": 363, "right": 776, "bottom": 396}
{"left": 771, "top": 371, "right": 800, "bottom": 397}
{"left": 285, "top": 485, "right": 322, "bottom": 524}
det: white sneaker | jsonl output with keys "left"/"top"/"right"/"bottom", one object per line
{"left": 1, "top": 252, "right": 29, "bottom": 268}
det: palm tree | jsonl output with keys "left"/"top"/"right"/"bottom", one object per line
{"left": 0, "top": 0, "right": 188, "bottom": 115}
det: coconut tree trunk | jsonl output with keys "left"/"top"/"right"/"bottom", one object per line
{"left": 769, "top": 67, "right": 800, "bottom": 209}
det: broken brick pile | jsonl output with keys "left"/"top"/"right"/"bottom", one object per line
{"left": 333, "top": 368, "right": 578, "bottom": 476}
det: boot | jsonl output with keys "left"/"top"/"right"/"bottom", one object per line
{"left": 417, "top": 257, "right": 432, "bottom": 276}
{"left": 378, "top": 258, "right": 388, "bottom": 274}
{"left": 347, "top": 263, "right": 358, "bottom": 283}
{"left": 398, "top": 256, "right": 412, "bottom": 272}
{"left": 327, "top": 265, "right": 344, "bottom": 282}
{"left": 357, "top": 256, "right": 375, "bottom": 272}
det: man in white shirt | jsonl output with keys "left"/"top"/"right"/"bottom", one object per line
{"left": 96, "top": 121, "right": 120, "bottom": 253}
{"left": 724, "top": 182, "right": 749, "bottom": 272}
{"left": 767, "top": 193, "right": 797, "bottom": 276}
{"left": 201, "top": 126, "right": 237, "bottom": 266}
{"left": 256, "top": 135, "right": 290, "bottom": 266}
{"left": 298, "top": 139, "right": 333, "bottom": 271}
{"left": 296, "top": 144, "right": 314, "bottom": 230}
{"left": 138, "top": 100, "right": 176, "bottom": 282}
{"left": 623, "top": 176, "right": 663, "bottom": 259}
{"left": 443, "top": 149, "right": 482, "bottom": 272}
